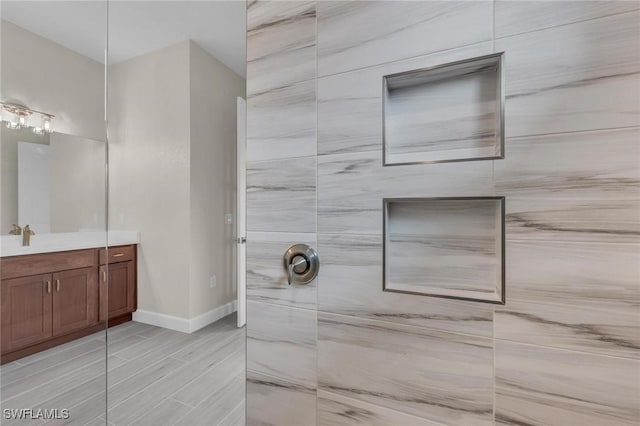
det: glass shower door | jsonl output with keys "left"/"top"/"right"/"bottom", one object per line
{"left": 0, "top": 1, "right": 109, "bottom": 423}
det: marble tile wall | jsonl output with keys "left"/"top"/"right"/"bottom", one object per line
{"left": 247, "top": 1, "right": 640, "bottom": 425}
{"left": 246, "top": 1, "right": 319, "bottom": 425}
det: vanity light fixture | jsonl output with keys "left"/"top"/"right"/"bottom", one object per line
{"left": 1, "top": 102, "right": 54, "bottom": 134}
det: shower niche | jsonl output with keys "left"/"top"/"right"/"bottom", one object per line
{"left": 383, "top": 197, "right": 505, "bottom": 304}
{"left": 383, "top": 52, "right": 504, "bottom": 166}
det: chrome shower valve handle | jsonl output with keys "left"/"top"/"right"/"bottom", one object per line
{"left": 283, "top": 244, "right": 319, "bottom": 286}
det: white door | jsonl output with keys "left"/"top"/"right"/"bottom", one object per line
{"left": 237, "top": 97, "right": 247, "bottom": 327}
{"left": 18, "top": 142, "right": 50, "bottom": 233}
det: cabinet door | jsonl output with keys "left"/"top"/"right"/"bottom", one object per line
{"left": 52, "top": 267, "right": 98, "bottom": 336}
{"left": 100, "top": 261, "right": 135, "bottom": 320}
{"left": 1, "top": 274, "right": 53, "bottom": 352}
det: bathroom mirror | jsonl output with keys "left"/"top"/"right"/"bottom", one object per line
{"left": 1, "top": 1, "right": 107, "bottom": 238}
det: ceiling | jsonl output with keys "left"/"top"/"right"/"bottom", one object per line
{"left": 1, "top": 0, "right": 246, "bottom": 77}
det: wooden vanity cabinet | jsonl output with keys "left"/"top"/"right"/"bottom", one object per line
{"left": 1, "top": 244, "right": 137, "bottom": 363}
{"left": 1, "top": 274, "right": 53, "bottom": 352}
{"left": 99, "top": 245, "right": 136, "bottom": 322}
{"left": 52, "top": 267, "right": 99, "bottom": 337}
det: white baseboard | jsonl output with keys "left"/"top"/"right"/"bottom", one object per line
{"left": 132, "top": 300, "right": 238, "bottom": 333}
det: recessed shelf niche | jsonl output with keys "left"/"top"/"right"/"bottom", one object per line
{"left": 383, "top": 52, "right": 504, "bottom": 166}
{"left": 383, "top": 197, "right": 505, "bottom": 304}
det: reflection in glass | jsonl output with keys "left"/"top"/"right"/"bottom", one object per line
{"left": 0, "top": 1, "right": 108, "bottom": 423}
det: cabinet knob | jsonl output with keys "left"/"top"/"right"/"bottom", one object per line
{"left": 46, "top": 280, "right": 51, "bottom": 294}
{"left": 103, "top": 271, "right": 107, "bottom": 283}
{"left": 55, "top": 279, "right": 60, "bottom": 292}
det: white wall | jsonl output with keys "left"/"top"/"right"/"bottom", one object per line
{"left": 189, "top": 41, "right": 245, "bottom": 318}
{"left": 109, "top": 40, "right": 245, "bottom": 323}
{"left": 1, "top": 20, "right": 105, "bottom": 140}
{"left": 108, "top": 41, "right": 192, "bottom": 319}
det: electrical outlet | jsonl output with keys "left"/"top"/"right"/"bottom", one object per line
{"left": 225, "top": 213, "right": 233, "bottom": 225}
{"left": 209, "top": 275, "right": 217, "bottom": 288}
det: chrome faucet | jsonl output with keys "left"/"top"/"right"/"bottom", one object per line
{"left": 22, "top": 225, "right": 35, "bottom": 246}
{"left": 9, "top": 224, "right": 22, "bottom": 235}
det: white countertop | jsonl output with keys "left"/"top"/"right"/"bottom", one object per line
{"left": 1, "top": 231, "right": 140, "bottom": 257}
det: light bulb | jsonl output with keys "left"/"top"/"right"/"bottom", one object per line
{"left": 5, "top": 112, "right": 19, "bottom": 129}
{"left": 43, "top": 116, "right": 52, "bottom": 133}
{"left": 17, "top": 114, "right": 27, "bottom": 128}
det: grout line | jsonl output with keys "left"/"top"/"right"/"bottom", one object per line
{"left": 315, "top": 1, "right": 320, "bottom": 423}
{"left": 315, "top": 125, "right": 639, "bottom": 163}
{"left": 1, "top": 346, "right": 107, "bottom": 393}
{"left": 217, "top": 399, "right": 246, "bottom": 426}
{"left": 246, "top": 299, "right": 318, "bottom": 316}
{"left": 316, "top": 8, "right": 638, "bottom": 81}
{"left": 170, "top": 396, "right": 196, "bottom": 409}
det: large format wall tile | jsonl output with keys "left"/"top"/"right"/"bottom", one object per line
{"left": 506, "top": 198, "right": 640, "bottom": 243}
{"left": 497, "top": 11, "right": 640, "bottom": 137}
{"left": 495, "top": 0, "right": 639, "bottom": 38}
{"left": 318, "top": 391, "right": 441, "bottom": 426}
{"left": 496, "top": 240, "right": 640, "bottom": 359}
{"left": 318, "top": 313, "right": 493, "bottom": 425}
{"left": 495, "top": 128, "right": 640, "bottom": 200}
{"left": 495, "top": 340, "right": 640, "bottom": 426}
{"left": 247, "top": 0, "right": 315, "bottom": 95}
{"left": 247, "top": 80, "right": 316, "bottom": 162}
{"left": 247, "top": 156, "right": 316, "bottom": 233}
{"left": 318, "top": 150, "right": 494, "bottom": 234}
{"left": 317, "top": 1, "right": 492, "bottom": 76}
{"left": 247, "top": 301, "right": 317, "bottom": 387}
{"left": 247, "top": 370, "right": 317, "bottom": 426}
{"left": 318, "top": 233, "right": 494, "bottom": 337}
{"left": 247, "top": 231, "right": 317, "bottom": 309}
{"left": 318, "top": 42, "right": 493, "bottom": 156}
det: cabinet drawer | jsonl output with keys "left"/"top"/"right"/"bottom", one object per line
{"left": 99, "top": 245, "right": 135, "bottom": 264}
{"left": 1, "top": 249, "right": 98, "bottom": 280}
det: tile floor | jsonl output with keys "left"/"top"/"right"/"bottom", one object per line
{"left": 0, "top": 313, "right": 245, "bottom": 426}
